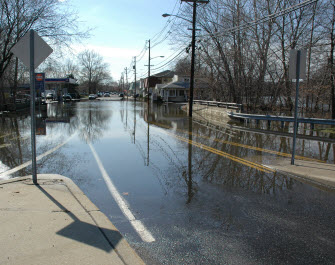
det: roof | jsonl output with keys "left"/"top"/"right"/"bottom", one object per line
{"left": 152, "top": 70, "right": 175, "bottom": 78}
{"left": 45, "top": 78, "right": 76, "bottom": 84}
{"left": 162, "top": 81, "right": 189, "bottom": 89}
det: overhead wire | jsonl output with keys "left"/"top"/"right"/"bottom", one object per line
{"left": 197, "top": 0, "right": 318, "bottom": 39}
{"left": 150, "top": 0, "right": 180, "bottom": 45}
{"left": 151, "top": 48, "right": 187, "bottom": 73}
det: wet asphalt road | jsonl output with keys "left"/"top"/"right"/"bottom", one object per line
{"left": 0, "top": 100, "right": 335, "bottom": 264}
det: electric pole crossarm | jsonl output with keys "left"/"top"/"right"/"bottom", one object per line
{"left": 181, "top": 0, "right": 209, "bottom": 3}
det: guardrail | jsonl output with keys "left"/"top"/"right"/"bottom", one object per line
{"left": 193, "top": 100, "right": 242, "bottom": 111}
{"left": 228, "top": 112, "right": 335, "bottom": 129}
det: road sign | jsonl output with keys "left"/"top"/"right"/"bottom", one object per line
{"left": 289, "top": 49, "right": 307, "bottom": 80}
{"left": 35, "top": 73, "right": 45, "bottom": 95}
{"left": 11, "top": 31, "right": 53, "bottom": 69}
{"left": 289, "top": 49, "right": 306, "bottom": 165}
{"left": 11, "top": 30, "right": 53, "bottom": 185}
{"left": 36, "top": 73, "right": 43, "bottom": 81}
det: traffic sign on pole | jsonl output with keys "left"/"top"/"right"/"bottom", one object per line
{"left": 11, "top": 30, "right": 53, "bottom": 69}
{"left": 289, "top": 49, "right": 307, "bottom": 165}
{"left": 11, "top": 30, "right": 53, "bottom": 184}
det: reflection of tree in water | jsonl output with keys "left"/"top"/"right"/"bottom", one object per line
{"left": 147, "top": 118, "right": 300, "bottom": 199}
{"left": 121, "top": 103, "right": 333, "bottom": 203}
{"left": 75, "top": 102, "right": 113, "bottom": 143}
{"left": 189, "top": 123, "right": 296, "bottom": 194}
{"left": 0, "top": 113, "right": 30, "bottom": 176}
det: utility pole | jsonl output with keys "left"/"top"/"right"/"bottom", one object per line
{"left": 147, "top": 39, "right": 151, "bottom": 104}
{"left": 133, "top": 56, "right": 137, "bottom": 101}
{"left": 181, "top": 0, "right": 209, "bottom": 117}
{"left": 120, "top": 73, "right": 124, "bottom": 93}
{"left": 124, "top": 67, "right": 128, "bottom": 99}
{"left": 124, "top": 67, "right": 128, "bottom": 94}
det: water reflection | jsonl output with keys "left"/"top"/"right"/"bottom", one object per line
{"left": 74, "top": 102, "right": 112, "bottom": 143}
{"left": 1, "top": 101, "right": 333, "bottom": 198}
{"left": 0, "top": 113, "right": 30, "bottom": 176}
{"left": 186, "top": 118, "right": 196, "bottom": 203}
{"left": 0, "top": 102, "right": 114, "bottom": 178}
{"left": 137, "top": 103, "right": 333, "bottom": 199}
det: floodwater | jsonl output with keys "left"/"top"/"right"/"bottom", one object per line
{"left": 0, "top": 100, "right": 335, "bottom": 264}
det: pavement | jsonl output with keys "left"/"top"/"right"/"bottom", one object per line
{"left": 0, "top": 174, "right": 145, "bottom": 265}
{"left": 266, "top": 159, "right": 335, "bottom": 190}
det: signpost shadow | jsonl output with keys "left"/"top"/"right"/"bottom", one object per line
{"left": 36, "top": 184, "right": 122, "bottom": 253}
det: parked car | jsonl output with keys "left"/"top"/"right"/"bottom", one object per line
{"left": 89, "top": 94, "right": 97, "bottom": 100}
{"left": 46, "top": 93, "right": 54, "bottom": 100}
{"left": 62, "top": 94, "right": 72, "bottom": 102}
{"left": 69, "top": 93, "right": 80, "bottom": 100}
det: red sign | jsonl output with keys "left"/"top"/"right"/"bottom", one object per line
{"left": 36, "top": 74, "right": 43, "bottom": 81}
{"left": 36, "top": 73, "right": 43, "bottom": 81}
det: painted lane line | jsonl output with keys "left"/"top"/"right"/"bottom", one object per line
{"left": 87, "top": 142, "right": 155, "bottom": 243}
{"left": 0, "top": 137, "right": 72, "bottom": 179}
{"left": 165, "top": 131, "right": 275, "bottom": 173}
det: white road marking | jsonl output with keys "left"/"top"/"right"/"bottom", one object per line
{"left": 0, "top": 138, "right": 72, "bottom": 179}
{"left": 88, "top": 141, "right": 155, "bottom": 243}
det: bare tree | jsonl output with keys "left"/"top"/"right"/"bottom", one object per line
{"left": 170, "top": 0, "right": 335, "bottom": 117}
{"left": 0, "top": 0, "right": 89, "bottom": 105}
{"left": 77, "top": 50, "right": 111, "bottom": 94}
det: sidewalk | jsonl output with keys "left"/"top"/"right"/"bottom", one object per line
{"left": 0, "top": 174, "right": 145, "bottom": 265}
{"left": 266, "top": 159, "right": 335, "bottom": 189}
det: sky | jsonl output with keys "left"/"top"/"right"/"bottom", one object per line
{"left": 65, "top": 0, "right": 183, "bottom": 82}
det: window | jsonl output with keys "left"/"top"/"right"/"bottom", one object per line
{"left": 169, "top": 90, "right": 176, "bottom": 97}
{"left": 179, "top": 90, "right": 185, "bottom": 96}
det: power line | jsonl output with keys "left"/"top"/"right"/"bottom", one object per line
{"left": 151, "top": 48, "right": 186, "bottom": 72}
{"left": 197, "top": 0, "right": 317, "bottom": 39}
{"left": 152, "top": 47, "right": 188, "bottom": 68}
{"left": 150, "top": 0, "right": 181, "bottom": 44}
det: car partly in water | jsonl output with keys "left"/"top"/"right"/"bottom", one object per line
{"left": 46, "top": 93, "right": 54, "bottom": 100}
{"left": 62, "top": 94, "right": 72, "bottom": 102}
{"left": 89, "top": 94, "right": 97, "bottom": 100}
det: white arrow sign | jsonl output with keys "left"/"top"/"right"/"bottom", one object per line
{"left": 11, "top": 30, "right": 53, "bottom": 69}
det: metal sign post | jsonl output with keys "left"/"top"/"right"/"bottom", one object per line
{"left": 289, "top": 49, "right": 306, "bottom": 165}
{"left": 11, "top": 29, "right": 53, "bottom": 184}
{"left": 30, "top": 31, "right": 37, "bottom": 183}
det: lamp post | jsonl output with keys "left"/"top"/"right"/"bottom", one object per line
{"left": 163, "top": 0, "right": 208, "bottom": 117}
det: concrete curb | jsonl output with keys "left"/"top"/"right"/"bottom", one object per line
{"left": 0, "top": 175, "right": 145, "bottom": 265}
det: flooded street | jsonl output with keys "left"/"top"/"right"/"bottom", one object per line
{"left": 1, "top": 100, "right": 335, "bottom": 264}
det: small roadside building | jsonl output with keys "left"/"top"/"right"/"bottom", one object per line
{"left": 158, "top": 81, "right": 189, "bottom": 102}
{"left": 128, "top": 81, "right": 140, "bottom": 96}
{"left": 155, "top": 74, "right": 210, "bottom": 102}
{"left": 45, "top": 78, "right": 77, "bottom": 100}
{"left": 144, "top": 70, "right": 175, "bottom": 97}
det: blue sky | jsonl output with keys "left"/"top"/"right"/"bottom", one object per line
{"left": 68, "top": 0, "right": 182, "bottom": 81}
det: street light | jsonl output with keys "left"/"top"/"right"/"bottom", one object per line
{"left": 162, "top": 9, "right": 197, "bottom": 117}
{"left": 163, "top": 1, "right": 209, "bottom": 117}
{"left": 162, "top": 13, "right": 193, "bottom": 24}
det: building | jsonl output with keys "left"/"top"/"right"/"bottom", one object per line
{"left": 45, "top": 78, "right": 77, "bottom": 101}
{"left": 143, "top": 70, "right": 175, "bottom": 98}
{"left": 155, "top": 74, "right": 209, "bottom": 102}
